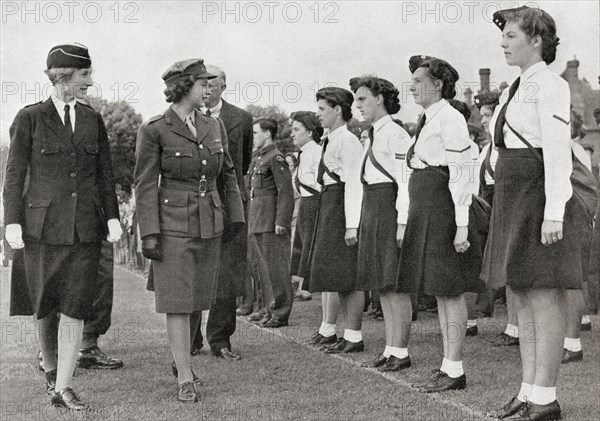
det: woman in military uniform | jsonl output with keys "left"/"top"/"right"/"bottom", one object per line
{"left": 3, "top": 43, "right": 122, "bottom": 410}
{"left": 134, "top": 59, "right": 243, "bottom": 403}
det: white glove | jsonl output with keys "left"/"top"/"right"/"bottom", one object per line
{"left": 5, "top": 224, "right": 24, "bottom": 249}
{"left": 106, "top": 219, "right": 123, "bottom": 243}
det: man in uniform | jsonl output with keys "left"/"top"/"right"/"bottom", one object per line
{"left": 246, "top": 118, "right": 294, "bottom": 327}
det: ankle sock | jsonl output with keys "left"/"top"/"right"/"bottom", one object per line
{"left": 343, "top": 329, "right": 362, "bottom": 343}
{"left": 529, "top": 385, "right": 556, "bottom": 405}
{"left": 383, "top": 346, "right": 391, "bottom": 358}
{"left": 581, "top": 315, "right": 591, "bottom": 324}
{"left": 467, "top": 319, "right": 477, "bottom": 328}
{"left": 319, "top": 323, "right": 336, "bottom": 337}
{"left": 444, "top": 359, "right": 464, "bottom": 378}
{"left": 563, "top": 337, "right": 582, "bottom": 352}
{"left": 440, "top": 358, "right": 449, "bottom": 374}
{"left": 388, "top": 347, "right": 408, "bottom": 359}
{"left": 517, "top": 382, "right": 532, "bottom": 402}
{"left": 505, "top": 324, "right": 519, "bottom": 338}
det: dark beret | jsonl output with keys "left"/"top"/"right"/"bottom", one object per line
{"left": 46, "top": 43, "right": 91, "bottom": 69}
{"left": 474, "top": 92, "right": 500, "bottom": 109}
{"left": 409, "top": 55, "right": 436, "bottom": 74}
{"left": 492, "top": 6, "right": 530, "bottom": 31}
{"left": 162, "top": 59, "right": 216, "bottom": 86}
{"left": 316, "top": 87, "right": 354, "bottom": 108}
{"left": 409, "top": 55, "right": 460, "bottom": 86}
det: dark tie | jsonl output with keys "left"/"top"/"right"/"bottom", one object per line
{"left": 493, "top": 77, "right": 520, "bottom": 148}
{"left": 294, "top": 150, "right": 303, "bottom": 193}
{"left": 316, "top": 137, "right": 329, "bottom": 185}
{"left": 205, "top": 108, "right": 211, "bottom": 117}
{"left": 64, "top": 104, "right": 73, "bottom": 138}
{"left": 359, "top": 127, "right": 375, "bottom": 184}
{"left": 406, "top": 114, "right": 426, "bottom": 165}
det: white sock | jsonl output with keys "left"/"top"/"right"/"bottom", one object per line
{"left": 319, "top": 323, "right": 336, "bottom": 337}
{"left": 581, "top": 315, "right": 591, "bottom": 324}
{"left": 517, "top": 382, "right": 532, "bottom": 402}
{"left": 505, "top": 324, "right": 519, "bottom": 338}
{"left": 343, "top": 329, "right": 362, "bottom": 343}
{"left": 440, "top": 358, "right": 449, "bottom": 374}
{"left": 444, "top": 359, "right": 464, "bottom": 378}
{"left": 388, "top": 347, "right": 408, "bottom": 359}
{"left": 383, "top": 346, "right": 391, "bottom": 358}
{"left": 529, "top": 385, "right": 556, "bottom": 405}
{"left": 467, "top": 319, "right": 477, "bottom": 328}
{"left": 564, "top": 337, "right": 582, "bottom": 352}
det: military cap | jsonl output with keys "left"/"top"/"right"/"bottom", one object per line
{"left": 315, "top": 87, "right": 354, "bottom": 108}
{"left": 46, "top": 43, "right": 91, "bottom": 69}
{"left": 161, "top": 59, "right": 216, "bottom": 86}
{"left": 474, "top": 92, "right": 500, "bottom": 109}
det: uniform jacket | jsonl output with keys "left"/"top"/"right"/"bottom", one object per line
{"left": 246, "top": 144, "right": 294, "bottom": 234}
{"left": 3, "top": 98, "right": 119, "bottom": 245}
{"left": 134, "top": 107, "right": 243, "bottom": 240}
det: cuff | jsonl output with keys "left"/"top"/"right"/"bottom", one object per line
{"left": 455, "top": 205, "right": 469, "bottom": 227}
{"left": 397, "top": 210, "right": 409, "bottom": 225}
{"left": 544, "top": 203, "right": 566, "bottom": 223}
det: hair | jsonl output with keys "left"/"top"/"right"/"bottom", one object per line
{"left": 254, "top": 117, "right": 278, "bottom": 139}
{"left": 163, "top": 75, "right": 196, "bottom": 103}
{"left": 349, "top": 76, "right": 401, "bottom": 115}
{"left": 417, "top": 59, "right": 459, "bottom": 100}
{"left": 448, "top": 99, "right": 471, "bottom": 123}
{"left": 467, "top": 123, "right": 481, "bottom": 139}
{"left": 44, "top": 67, "right": 77, "bottom": 86}
{"left": 315, "top": 90, "right": 353, "bottom": 122}
{"left": 290, "top": 111, "right": 323, "bottom": 143}
{"left": 501, "top": 7, "right": 559, "bottom": 64}
{"left": 285, "top": 152, "right": 298, "bottom": 167}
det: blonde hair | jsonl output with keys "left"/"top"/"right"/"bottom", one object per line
{"left": 44, "top": 67, "right": 77, "bottom": 85}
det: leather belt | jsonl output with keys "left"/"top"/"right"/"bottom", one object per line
{"left": 160, "top": 176, "right": 217, "bottom": 197}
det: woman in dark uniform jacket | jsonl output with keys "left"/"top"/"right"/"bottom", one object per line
{"left": 134, "top": 59, "right": 243, "bottom": 403}
{"left": 396, "top": 55, "right": 485, "bottom": 393}
{"left": 482, "top": 7, "right": 580, "bottom": 420}
{"left": 3, "top": 43, "right": 121, "bottom": 410}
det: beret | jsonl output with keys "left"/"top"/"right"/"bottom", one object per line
{"left": 474, "top": 92, "right": 500, "bottom": 109}
{"left": 46, "top": 43, "right": 91, "bottom": 69}
{"left": 316, "top": 87, "right": 354, "bottom": 108}
{"left": 409, "top": 55, "right": 435, "bottom": 74}
{"left": 409, "top": 55, "right": 460, "bottom": 86}
{"left": 162, "top": 59, "right": 216, "bottom": 86}
{"left": 492, "top": 6, "right": 530, "bottom": 31}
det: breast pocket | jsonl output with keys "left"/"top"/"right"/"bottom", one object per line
{"left": 37, "top": 143, "right": 61, "bottom": 181}
{"left": 161, "top": 146, "right": 195, "bottom": 179}
{"left": 210, "top": 191, "right": 224, "bottom": 235}
{"left": 205, "top": 142, "right": 223, "bottom": 176}
{"left": 81, "top": 143, "right": 99, "bottom": 176}
{"left": 23, "top": 198, "right": 52, "bottom": 240}
{"left": 158, "top": 189, "right": 189, "bottom": 234}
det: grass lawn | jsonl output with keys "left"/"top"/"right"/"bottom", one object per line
{"left": 1, "top": 263, "right": 599, "bottom": 420}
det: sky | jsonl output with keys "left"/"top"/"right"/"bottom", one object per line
{"left": 1, "top": 0, "right": 599, "bottom": 144}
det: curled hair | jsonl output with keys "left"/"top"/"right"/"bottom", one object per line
{"left": 349, "top": 76, "right": 401, "bottom": 115}
{"left": 44, "top": 67, "right": 77, "bottom": 86}
{"left": 315, "top": 89, "right": 353, "bottom": 122}
{"left": 254, "top": 117, "right": 278, "bottom": 139}
{"left": 448, "top": 99, "right": 471, "bottom": 123}
{"left": 291, "top": 111, "right": 324, "bottom": 143}
{"left": 500, "top": 7, "right": 559, "bottom": 64}
{"left": 417, "top": 59, "right": 459, "bottom": 100}
{"left": 163, "top": 75, "right": 196, "bottom": 103}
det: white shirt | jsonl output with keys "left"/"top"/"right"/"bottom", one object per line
{"left": 296, "top": 140, "right": 322, "bottom": 197}
{"left": 321, "top": 125, "right": 363, "bottom": 229}
{"left": 409, "top": 99, "right": 477, "bottom": 226}
{"left": 201, "top": 99, "right": 223, "bottom": 119}
{"left": 362, "top": 114, "right": 412, "bottom": 224}
{"left": 490, "top": 61, "right": 572, "bottom": 222}
{"left": 51, "top": 95, "right": 77, "bottom": 131}
{"left": 479, "top": 143, "right": 499, "bottom": 186}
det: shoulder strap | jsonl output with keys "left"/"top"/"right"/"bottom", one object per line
{"left": 364, "top": 147, "right": 396, "bottom": 185}
{"left": 296, "top": 179, "right": 320, "bottom": 196}
{"left": 505, "top": 119, "right": 543, "bottom": 163}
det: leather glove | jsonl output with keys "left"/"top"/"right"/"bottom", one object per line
{"left": 106, "top": 219, "right": 123, "bottom": 243}
{"left": 5, "top": 224, "right": 24, "bottom": 249}
{"left": 221, "top": 222, "right": 244, "bottom": 243}
{"left": 142, "top": 234, "right": 162, "bottom": 261}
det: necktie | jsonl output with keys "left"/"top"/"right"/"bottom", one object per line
{"left": 205, "top": 109, "right": 211, "bottom": 117}
{"left": 493, "top": 77, "right": 520, "bottom": 148}
{"left": 316, "top": 137, "right": 329, "bottom": 185}
{"left": 185, "top": 114, "right": 197, "bottom": 137}
{"left": 359, "top": 127, "right": 374, "bottom": 183}
{"left": 64, "top": 104, "right": 73, "bottom": 138}
{"left": 406, "top": 114, "right": 426, "bottom": 166}
{"left": 294, "top": 150, "right": 303, "bottom": 193}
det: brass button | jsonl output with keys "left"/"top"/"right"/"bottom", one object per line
{"left": 41, "top": 149, "right": 45, "bottom": 153}
{"left": 70, "top": 173, "right": 76, "bottom": 178}
{"left": 164, "top": 199, "right": 169, "bottom": 203}
{"left": 175, "top": 152, "right": 181, "bottom": 157}
{"left": 71, "top": 192, "right": 77, "bottom": 198}
{"left": 201, "top": 160, "right": 207, "bottom": 165}
{"left": 200, "top": 193, "right": 205, "bottom": 197}
{"left": 199, "top": 145, "right": 204, "bottom": 150}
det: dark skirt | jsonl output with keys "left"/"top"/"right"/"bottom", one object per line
{"left": 147, "top": 235, "right": 221, "bottom": 313}
{"left": 357, "top": 183, "right": 400, "bottom": 292}
{"left": 309, "top": 184, "right": 358, "bottom": 293}
{"left": 9, "top": 249, "right": 33, "bottom": 316}
{"left": 481, "top": 149, "right": 583, "bottom": 290}
{"left": 290, "top": 195, "right": 319, "bottom": 288}
{"left": 480, "top": 183, "right": 495, "bottom": 208}
{"left": 215, "top": 222, "right": 248, "bottom": 299}
{"left": 19, "top": 240, "right": 101, "bottom": 320}
{"left": 396, "top": 167, "right": 486, "bottom": 296}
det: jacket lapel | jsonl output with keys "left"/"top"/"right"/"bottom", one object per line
{"left": 219, "top": 101, "right": 241, "bottom": 132}
{"left": 72, "top": 102, "right": 89, "bottom": 145}
{"left": 194, "top": 109, "right": 210, "bottom": 144}
{"left": 165, "top": 107, "right": 197, "bottom": 143}
{"left": 41, "top": 98, "right": 71, "bottom": 141}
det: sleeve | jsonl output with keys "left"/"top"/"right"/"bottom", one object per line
{"left": 96, "top": 113, "right": 120, "bottom": 221}
{"left": 3, "top": 109, "right": 33, "bottom": 225}
{"left": 441, "top": 113, "right": 475, "bottom": 227}
{"left": 133, "top": 123, "right": 161, "bottom": 238}
{"left": 537, "top": 78, "right": 572, "bottom": 222}
{"left": 390, "top": 129, "right": 412, "bottom": 224}
{"left": 218, "top": 118, "right": 245, "bottom": 225}
{"left": 271, "top": 156, "right": 295, "bottom": 229}
{"left": 342, "top": 136, "right": 364, "bottom": 229}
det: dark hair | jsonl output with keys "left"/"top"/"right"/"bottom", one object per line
{"left": 315, "top": 89, "right": 353, "bottom": 122}
{"left": 285, "top": 152, "right": 298, "bottom": 167}
{"left": 417, "top": 58, "right": 459, "bottom": 100}
{"left": 448, "top": 99, "right": 471, "bottom": 123}
{"left": 163, "top": 75, "right": 196, "bottom": 103}
{"left": 500, "top": 7, "right": 559, "bottom": 64}
{"left": 593, "top": 108, "right": 600, "bottom": 125}
{"left": 392, "top": 118, "right": 404, "bottom": 129}
{"left": 571, "top": 109, "right": 585, "bottom": 140}
{"left": 254, "top": 117, "right": 278, "bottom": 139}
{"left": 349, "top": 76, "right": 401, "bottom": 115}
{"left": 290, "top": 111, "right": 324, "bottom": 142}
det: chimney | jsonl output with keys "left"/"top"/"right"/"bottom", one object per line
{"left": 565, "top": 57, "right": 579, "bottom": 80}
{"left": 479, "top": 68, "right": 491, "bottom": 94}
{"left": 463, "top": 87, "right": 473, "bottom": 106}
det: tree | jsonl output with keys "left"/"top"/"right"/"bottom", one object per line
{"left": 89, "top": 98, "right": 142, "bottom": 193}
{"left": 245, "top": 104, "right": 295, "bottom": 154}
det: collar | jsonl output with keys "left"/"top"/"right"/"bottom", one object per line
{"left": 424, "top": 98, "right": 448, "bottom": 121}
{"left": 51, "top": 94, "right": 77, "bottom": 114}
{"left": 201, "top": 99, "right": 223, "bottom": 116}
{"left": 300, "top": 140, "right": 320, "bottom": 152}
{"left": 520, "top": 60, "right": 547, "bottom": 84}
{"left": 254, "top": 143, "right": 277, "bottom": 157}
{"left": 373, "top": 114, "right": 392, "bottom": 132}
{"left": 328, "top": 124, "right": 349, "bottom": 141}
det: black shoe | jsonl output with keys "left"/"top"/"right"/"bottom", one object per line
{"left": 561, "top": 349, "right": 583, "bottom": 364}
{"left": 324, "top": 339, "right": 364, "bottom": 354}
{"left": 319, "top": 337, "right": 345, "bottom": 352}
{"left": 214, "top": 347, "right": 242, "bottom": 361}
{"left": 361, "top": 354, "right": 388, "bottom": 368}
{"left": 190, "top": 345, "right": 203, "bottom": 356}
{"left": 77, "top": 346, "right": 123, "bottom": 370}
{"left": 417, "top": 372, "right": 466, "bottom": 393}
{"left": 378, "top": 355, "right": 411, "bottom": 372}
{"left": 178, "top": 381, "right": 199, "bottom": 403}
{"left": 505, "top": 400, "right": 561, "bottom": 420}
{"left": 580, "top": 322, "right": 591, "bottom": 332}
{"left": 495, "top": 395, "right": 526, "bottom": 419}
{"left": 51, "top": 387, "right": 89, "bottom": 410}
{"left": 171, "top": 361, "right": 203, "bottom": 385}
{"left": 411, "top": 369, "right": 444, "bottom": 388}
{"left": 304, "top": 332, "right": 337, "bottom": 346}
{"left": 45, "top": 370, "right": 57, "bottom": 396}
{"left": 466, "top": 325, "right": 478, "bottom": 337}
{"left": 262, "top": 318, "right": 288, "bottom": 328}
{"left": 486, "top": 333, "right": 520, "bottom": 347}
